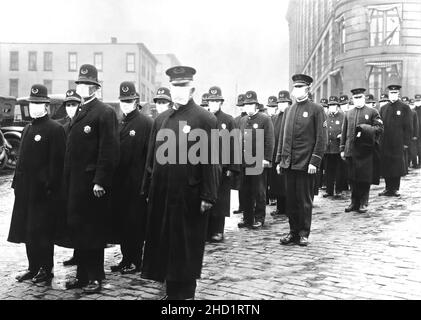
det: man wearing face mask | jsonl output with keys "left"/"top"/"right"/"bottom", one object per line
{"left": 413, "top": 94, "right": 421, "bottom": 168}
{"left": 340, "top": 88, "right": 384, "bottom": 213}
{"left": 153, "top": 87, "right": 172, "bottom": 115}
{"left": 379, "top": 93, "right": 390, "bottom": 111}
{"left": 265, "top": 96, "right": 278, "bottom": 207}
{"left": 379, "top": 85, "right": 412, "bottom": 197}
{"left": 237, "top": 91, "right": 274, "bottom": 230}
{"left": 232, "top": 94, "right": 247, "bottom": 215}
{"left": 269, "top": 91, "right": 291, "bottom": 217}
{"left": 108, "top": 82, "right": 153, "bottom": 275}
{"left": 8, "top": 84, "right": 66, "bottom": 285}
{"left": 408, "top": 98, "right": 419, "bottom": 169}
{"left": 339, "top": 95, "right": 350, "bottom": 113}
{"left": 366, "top": 94, "right": 377, "bottom": 109}
{"left": 205, "top": 86, "right": 239, "bottom": 243}
{"left": 64, "top": 64, "right": 119, "bottom": 293}
{"left": 275, "top": 74, "right": 327, "bottom": 246}
{"left": 200, "top": 93, "right": 210, "bottom": 112}
{"left": 323, "top": 96, "right": 345, "bottom": 198}
{"left": 141, "top": 66, "right": 220, "bottom": 300}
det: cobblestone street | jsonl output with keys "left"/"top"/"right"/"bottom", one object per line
{"left": 0, "top": 168, "right": 420, "bottom": 300}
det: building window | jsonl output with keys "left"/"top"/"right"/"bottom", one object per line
{"left": 141, "top": 84, "right": 146, "bottom": 101}
{"left": 151, "top": 72, "right": 155, "bottom": 85}
{"left": 324, "top": 33, "right": 329, "bottom": 68}
{"left": 43, "top": 52, "right": 53, "bottom": 71}
{"left": 10, "top": 51, "right": 19, "bottom": 71}
{"left": 338, "top": 17, "right": 346, "bottom": 53}
{"left": 317, "top": 47, "right": 322, "bottom": 79}
{"left": 127, "top": 53, "right": 135, "bottom": 72}
{"left": 367, "top": 61, "right": 402, "bottom": 99}
{"left": 69, "top": 52, "right": 77, "bottom": 71}
{"left": 43, "top": 80, "right": 53, "bottom": 94}
{"left": 369, "top": 6, "right": 401, "bottom": 47}
{"left": 68, "top": 80, "right": 76, "bottom": 90}
{"left": 28, "top": 51, "right": 37, "bottom": 71}
{"left": 9, "top": 79, "right": 19, "bottom": 97}
{"left": 94, "top": 52, "right": 103, "bottom": 71}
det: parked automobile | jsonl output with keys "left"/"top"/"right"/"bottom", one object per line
{"left": 0, "top": 130, "right": 12, "bottom": 171}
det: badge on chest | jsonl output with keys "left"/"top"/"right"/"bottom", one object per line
{"left": 397, "top": 110, "right": 401, "bottom": 116}
{"left": 365, "top": 114, "right": 369, "bottom": 120}
{"left": 183, "top": 125, "right": 191, "bottom": 134}
{"left": 130, "top": 130, "right": 136, "bottom": 137}
{"left": 303, "top": 112, "right": 309, "bottom": 118}
{"left": 34, "top": 135, "right": 42, "bottom": 142}
{"left": 221, "top": 123, "right": 227, "bottom": 130}
{"left": 84, "top": 125, "right": 91, "bottom": 134}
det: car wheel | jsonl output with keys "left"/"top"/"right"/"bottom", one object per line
{"left": 5, "top": 137, "right": 20, "bottom": 170}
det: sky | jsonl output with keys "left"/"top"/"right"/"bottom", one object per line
{"left": 0, "top": 0, "right": 290, "bottom": 111}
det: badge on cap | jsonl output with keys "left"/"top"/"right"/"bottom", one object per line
{"left": 122, "top": 86, "right": 129, "bottom": 93}
{"left": 158, "top": 89, "right": 165, "bottom": 95}
{"left": 253, "top": 123, "right": 259, "bottom": 129}
{"left": 34, "top": 135, "right": 41, "bottom": 142}
{"left": 246, "top": 93, "right": 252, "bottom": 98}
{"left": 221, "top": 123, "right": 227, "bottom": 130}
{"left": 211, "top": 89, "right": 217, "bottom": 95}
{"left": 130, "top": 130, "right": 136, "bottom": 137}
{"left": 67, "top": 91, "right": 74, "bottom": 96}
{"left": 32, "top": 88, "right": 39, "bottom": 94}
{"left": 84, "top": 126, "right": 91, "bottom": 134}
{"left": 183, "top": 125, "right": 191, "bottom": 134}
{"left": 397, "top": 110, "right": 401, "bottom": 116}
{"left": 365, "top": 114, "right": 369, "bottom": 120}
{"left": 81, "top": 68, "right": 88, "bottom": 75}
{"left": 173, "top": 67, "right": 185, "bottom": 74}
{"left": 303, "top": 112, "right": 309, "bottom": 118}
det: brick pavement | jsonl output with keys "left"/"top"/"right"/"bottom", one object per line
{"left": 0, "top": 168, "right": 420, "bottom": 300}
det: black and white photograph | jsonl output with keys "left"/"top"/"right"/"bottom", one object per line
{"left": 0, "top": 0, "right": 421, "bottom": 306}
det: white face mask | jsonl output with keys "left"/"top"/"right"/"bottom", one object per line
{"left": 379, "top": 101, "right": 388, "bottom": 108}
{"left": 66, "top": 106, "right": 78, "bottom": 119}
{"left": 341, "top": 104, "right": 349, "bottom": 112}
{"left": 120, "top": 101, "right": 136, "bottom": 115}
{"left": 171, "top": 85, "right": 192, "bottom": 106}
{"left": 277, "top": 102, "right": 289, "bottom": 113}
{"left": 328, "top": 105, "right": 337, "bottom": 114}
{"left": 29, "top": 103, "right": 47, "bottom": 119}
{"left": 76, "top": 84, "right": 94, "bottom": 99}
{"left": 208, "top": 101, "right": 221, "bottom": 114}
{"left": 415, "top": 101, "right": 421, "bottom": 107}
{"left": 244, "top": 104, "right": 256, "bottom": 116}
{"left": 410, "top": 104, "right": 415, "bottom": 110}
{"left": 156, "top": 102, "right": 170, "bottom": 114}
{"left": 353, "top": 97, "right": 365, "bottom": 108}
{"left": 291, "top": 86, "right": 308, "bottom": 100}
{"left": 389, "top": 92, "right": 399, "bottom": 102}
{"left": 267, "top": 107, "right": 277, "bottom": 116}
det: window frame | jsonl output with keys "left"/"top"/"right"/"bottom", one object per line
{"left": 94, "top": 52, "right": 103, "bottom": 72}
{"left": 44, "top": 51, "right": 53, "bottom": 71}
{"left": 126, "top": 53, "right": 136, "bottom": 73}
{"left": 68, "top": 52, "right": 78, "bottom": 72}
{"left": 10, "top": 51, "right": 19, "bottom": 71}
{"left": 28, "top": 51, "right": 37, "bottom": 71}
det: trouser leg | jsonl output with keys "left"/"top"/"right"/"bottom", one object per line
{"left": 77, "top": 249, "right": 105, "bottom": 282}
{"left": 120, "top": 242, "right": 132, "bottom": 265}
{"left": 350, "top": 181, "right": 360, "bottom": 208}
{"left": 254, "top": 172, "right": 267, "bottom": 224}
{"left": 285, "top": 170, "right": 299, "bottom": 236}
{"left": 276, "top": 196, "right": 286, "bottom": 214}
{"left": 359, "top": 183, "right": 370, "bottom": 206}
{"left": 166, "top": 280, "right": 197, "bottom": 300}
{"left": 325, "top": 154, "right": 337, "bottom": 195}
{"left": 38, "top": 243, "right": 54, "bottom": 272}
{"left": 25, "top": 243, "right": 39, "bottom": 273}
{"left": 242, "top": 175, "right": 254, "bottom": 225}
{"left": 296, "top": 171, "right": 315, "bottom": 238}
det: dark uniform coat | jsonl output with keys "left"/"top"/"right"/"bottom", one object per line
{"left": 141, "top": 100, "right": 220, "bottom": 282}
{"left": 231, "top": 113, "right": 247, "bottom": 190}
{"left": 340, "top": 105, "right": 383, "bottom": 184}
{"left": 276, "top": 99, "right": 327, "bottom": 170}
{"left": 109, "top": 109, "right": 153, "bottom": 244}
{"left": 326, "top": 111, "right": 344, "bottom": 154}
{"left": 8, "top": 115, "right": 66, "bottom": 246}
{"left": 268, "top": 112, "right": 286, "bottom": 197}
{"left": 63, "top": 98, "right": 119, "bottom": 249}
{"left": 379, "top": 100, "right": 412, "bottom": 178}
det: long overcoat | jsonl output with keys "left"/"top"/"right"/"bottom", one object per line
{"left": 268, "top": 112, "right": 286, "bottom": 197}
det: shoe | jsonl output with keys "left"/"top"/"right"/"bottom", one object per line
{"left": 210, "top": 233, "right": 224, "bottom": 243}
{"left": 358, "top": 204, "right": 369, "bottom": 213}
{"left": 391, "top": 190, "right": 401, "bottom": 197}
{"left": 269, "top": 200, "right": 277, "bottom": 206}
{"left": 298, "top": 236, "right": 309, "bottom": 246}
{"left": 323, "top": 193, "right": 333, "bottom": 198}
{"left": 65, "top": 278, "right": 88, "bottom": 290}
{"left": 280, "top": 233, "right": 298, "bottom": 245}
{"left": 270, "top": 210, "right": 280, "bottom": 217}
{"left": 237, "top": 220, "right": 251, "bottom": 228}
{"left": 233, "top": 209, "right": 243, "bottom": 214}
{"left": 378, "top": 189, "right": 392, "bottom": 196}
{"left": 82, "top": 280, "right": 102, "bottom": 294}
{"left": 120, "top": 264, "right": 140, "bottom": 275}
{"left": 31, "top": 268, "right": 54, "bottom": 284}
{"left": 251, "top": 221, "right": 263, "bottom": 230}
{"left": 15, "top": 270, "right": 36, "bottom": 282}
{"left": 160, "top": 295, "right": 168, "bottom": 300}
{"left": 110, "top": 261, "right": 126, "bottom": 272}
{"left": 345, "top": 203, "right": 359, "bottom": 212}
{"left": 63, "top": 256, "right": 77, "bottom": 266}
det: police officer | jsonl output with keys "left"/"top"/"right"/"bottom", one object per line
{"left": 64, "top": 64, "right": 119, "bottom": 293}
{"left": 232, "top": 94, "right": 247, "bottom": 215}
{"left": 276, "top": 74, "right": 327, "bottom": 246}
{"left": 366, "top": 94, "right": 377, "bottom": 109}
{"left": 269, "top": 91, "right": 291, "bottom": 216}
{"left": 339, "top": 95, "right": 350, "bottom": 113}
{"left": 379, "top": 85, "right": 412, "bottom": 197}
{"left": 60, "top": 90, "right": 83, "bottom": 267}
{"left": 408, "top": 98, "right": 419, "bottom": 168}
{"left": 200, "top": 93, "right": 210, "bottom": 112}
{"left": 266, "top": 96, "right": 278, "bottom": 206}
{"left": 153, "top": 87, "right": 173, "bottom": 115}
{"left": 206, "top": 86, "right": 239, "bottom": 242}
{"left": 141, "top": 66, "right": 220, "bottom": 300}
{"left": 414, "top": 94, "right": 421, "bottom": 168}
{"left": 338, "top": 95, "right": 351, "bottom": 193}
{"left": 379, "top": 93, "right": 390, "bottom": 111}
{"left": 323, "top": 96, "right": 345, "bottom": 198}
{"left": 8, "top": 84, "right": 66, "bottom": 284}
{"left": 340, "top": 88, "right": 384, "bottom": 213}
{"left": 108, "top": 82, "right": 153, "bottom": 274}
{"left": 238, "top": 91, "right": 274, "bottom": 230}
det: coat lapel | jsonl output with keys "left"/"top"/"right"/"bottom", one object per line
{"left": 71, "top": 98, "right": 96, "bottom": 127}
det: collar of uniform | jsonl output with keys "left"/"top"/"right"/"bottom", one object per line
{"left": 297, "top": 97, "right": 308, "bottom": 104}
{"left": 248, "top": 112, "right": 259, "bottom": 120}
{"left": 82, "top": 95, "right": 96, "bottom": 106}
{"left": 32, "top": 113, "right": 49, "bottom": 124}
{"left": 123, "top": 108, "right": 139, "bottom": 122}
{"left": 171, "top": 98, "right": 195, "bottom": 115}
{"left": 241, "top": 112, "right": 247, "bottom": 117}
